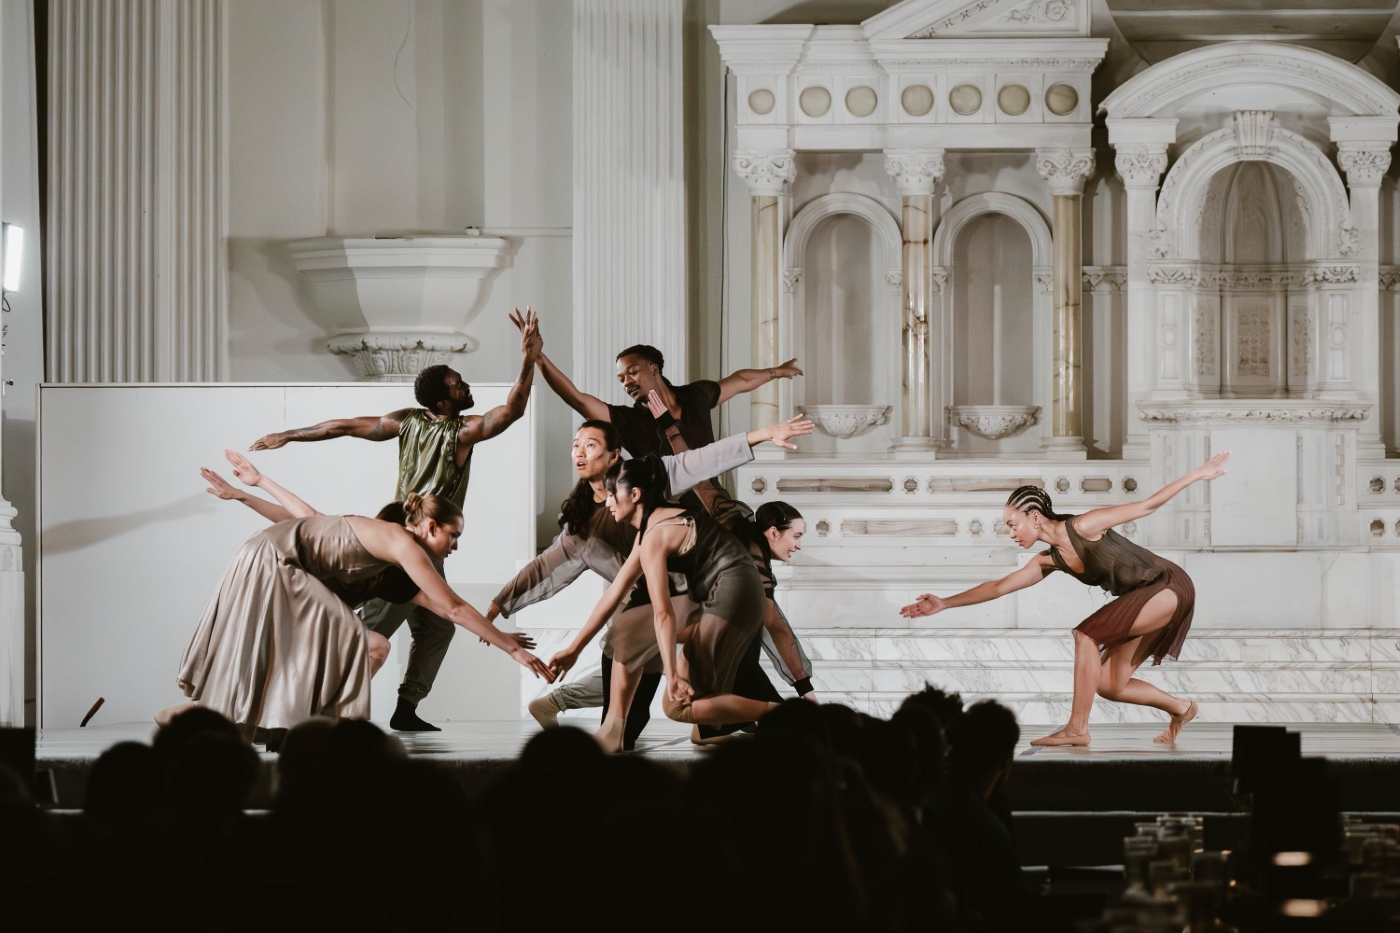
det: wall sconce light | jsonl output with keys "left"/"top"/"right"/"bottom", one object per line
{"left": 2, "top": 223, "right": 23, "bottom": 293}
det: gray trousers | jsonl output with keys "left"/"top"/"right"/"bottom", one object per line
{"left": 551, "top": 670, "right": 606, "bottom": 711}
{"left": 357, "top": 557, "right": 454, "bottom": 705}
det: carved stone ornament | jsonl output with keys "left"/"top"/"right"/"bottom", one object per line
{"left": 1035, "top": 271, "right": 1054, "bottom": 295}
{"left": 1035, "top": 147, "right": 1095, "bottom": 196}
{"left": 884, "top": 149, "right": 946, "bottom": 196}
{"left": 1147, "top": 264, "right": 1200, "bottom": 286}
{"left": 1082, "top": 267, "right": 1127, "bottom": 291}
{"left": 1301, "top": 264, "right": 1360, "bottom": 285}
{"left": 1137, "top": 403, "right": 1369, "bottom": 424}
{"left": 781, "top": 267, "right": 802, "bottom": 293}
{"left": 948, "top": 404, "right": 1041, "bottom": 439}
{"left": 1114, "top": 146, "right": 1169, "bottom": 189}
{"left": 802, "top": 404, "right": 892, "bottom": 439}
{"left": 1233, "top": 110, "right": 1274, "bottom": 159}
{"left": 885, "top": 269, "right": 903, "bottom": 287}
{"left": 732, "top": 148, "right": 796, "bottom": 195}
{"left": 1337, "top": 145, "right": 1391, "bottom": 188}
{"left": 929, "top": 267, "right": 949, "bottom": 292}
{"left": 1379, "top": 267, "right": 1400, "bottom": 291}
{"left": 328, "top": 332, "right": 476, "bottom": 382}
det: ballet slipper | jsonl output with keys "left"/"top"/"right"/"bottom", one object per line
{"left": 154, "top": 701, "right": 198, "bottom": 728}
{"left": 593, "top": 715, "right": 626, "bottom": 754}
{"left": 1154, "top": 701, "right": 1198, "bottom": 745}
{"left": 528, "top": 694, "right": 562, "bottom": 729}
{"left": 1030, "top": 726, "right": 1091, "bottom": 747}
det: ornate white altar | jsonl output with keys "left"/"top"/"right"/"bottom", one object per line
{"left": 712, "top": 0, "right": 1400, "bottom": 724}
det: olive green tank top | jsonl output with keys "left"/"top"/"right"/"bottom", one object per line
{"left": 395, "top": 409, "right": 472, "bottom": 508}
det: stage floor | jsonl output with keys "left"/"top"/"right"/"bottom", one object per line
{"left": 37, "top": 719, "right": 1400, "bottom": 764}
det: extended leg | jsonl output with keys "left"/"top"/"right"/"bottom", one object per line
{"left": 1030, "top": 629, "right": 1099, "bottom": 746}
{"left": 528, "top": 669, "right": 605, "bottom": 729}
{"left": 1096, "top": 589, "right": 1196, "bottom": 744}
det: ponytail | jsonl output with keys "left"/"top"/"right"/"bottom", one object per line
{"left": 606, "top": 455, "right": 669, "bottom": 538}
{"left": 401, "top": 492, "right": 463, "bottom": 528}
{"left": 1005, "top": 484, "right": 1066, "bottom": 521}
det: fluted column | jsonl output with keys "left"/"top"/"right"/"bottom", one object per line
{"left": 46, "top": 0, "right": 226, "bottom": 382}
{"left": 572, "top": 0, "right": 686, "bottom": 399}
{"left": 884, "top": 149, "right": 944, "bottom": 454}
{"left": 733, "top": 148, "right": 795, "bottom": 432}
{"left": 1337, "top": 140, "right": 1391, "bottom": 458}
{"left": 1036, "top": 148, "right": 1095, "bottom": 459}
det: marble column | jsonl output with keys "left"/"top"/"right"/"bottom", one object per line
{"left": 46, "top": 0, "right": 227, "bottom": 382}
{"left": 884, "top": 149, "right": 944, "bottom": 455}
{"left": 572, "top": 0, "right": 686, "bottom": 399}
{"left": 1114, "top": 143, "right": 1170, "bottom": 460}
{"left": 733, "top": 148, "right": 796, "bottom": 432}
{"left": 1036, "top": 148, "right": 1095, "bottom": 459}
{"left": 1336, "top": 141, "right": 1391, "bottom": 459}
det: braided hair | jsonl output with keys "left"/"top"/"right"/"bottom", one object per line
{"left": 605, "top": 455, "right": 669, "bottom": 539}
{"left": 1005, "top": 484, "right": 1067, "bottom": 521}
{"left": 558, "top": 420, "right": 622, "bottom": 538}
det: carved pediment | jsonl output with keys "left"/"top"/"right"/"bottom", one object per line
{"left": 863, "top": 0, "right": 1089, "bottom": 40}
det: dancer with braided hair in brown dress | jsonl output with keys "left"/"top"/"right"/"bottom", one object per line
{"left": 901, "top": 451, "right": 1231, "bottom": 746}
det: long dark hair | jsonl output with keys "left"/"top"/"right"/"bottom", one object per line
{"left": 605, "top": 455, "right": 669, "bottom": 539}
{"left": 558, "top": 420, "right": 622, "bottom": 537}
{"left": 1005, "top": 484, "right": 1067, "bottom": 521}
{"left": 753, "top": 501, "right": 803, "bottom": 564}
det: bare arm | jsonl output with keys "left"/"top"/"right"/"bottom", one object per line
{"left": 534, "top": 351, "right": 610, "bottom": 421}
{"left": 249, "top": 409, "right": 410, "bottom": 451}
{"left": 717, "top": 357, "right": 803, "bottom": 405}
{"left": 459, "top": 309, "right": 541, "bottom": 447}
{"left": 201, "top": 467, "right": 292, "bottom": 524}
{"left": 638, "top": 526, "right": 691, "bottom": 701}
{"left": 1072, "top": 450, "right": 1232, "bottom": 539}
{"left": 900, "top": 554, "right": 1053, "bottom": 619}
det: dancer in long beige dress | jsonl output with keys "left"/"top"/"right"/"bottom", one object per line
{"left": 168, "top": 455, "right": 551, "bottom": 738}
{"left": 901, "top": 451, "right": 1230, "bottom": 747}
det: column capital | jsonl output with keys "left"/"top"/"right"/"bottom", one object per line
{"left": 733, "top": 148, "right": 796, "bottom": 196}
{"left": 1035, "top": 147, "right": 1096, "bottom": 197}
{"left": 1114, "top": 144, "right": 1170, "bottom": 191}
{"left": 1336, "top": 142, "right": 1392, "bottom": 189}
{"left": 884, "top": 148, "right": 945, "bottom": 196}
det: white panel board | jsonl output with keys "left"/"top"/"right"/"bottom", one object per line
{"left": 39, "top": 384, "right": 534, "bottom": 727}
{"left": 1208, "top": 427, "right": 1297, "bottom": 548}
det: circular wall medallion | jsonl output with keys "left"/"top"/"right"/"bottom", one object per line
{"left": 799, "top": 85, "right": 831, "bottom": 118}
{"left": 845, "top": 85, "right": 878, "bottom": 117}
{"left": 747, "top": 88, "right": 775, "bottom": 115}
{"left": 1044, "top": 83, "right": 1078, "bottom": 116}
{"left": 900, "top": 83, "right": 934, "bottom": 116}
{"left": 948, "top": 83, "right": 982, "bottom": 116}
{"left": 997, "top": 83, "right": 1031, "bottom": 116}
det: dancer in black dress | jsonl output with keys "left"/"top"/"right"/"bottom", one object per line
{"left": 550, "top": 457, "right": 775, "bottom": 751}
{"left": 901, "top": 451, "right": 1230, "bottom": 746}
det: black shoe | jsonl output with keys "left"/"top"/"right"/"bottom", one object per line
{"left": 390, "top": 700, "right": 441, "bottom": 732}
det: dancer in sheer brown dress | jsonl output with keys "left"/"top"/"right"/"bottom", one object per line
{"left": 167, "top": 454, "right": 551, "bottom": 739}
{"left": 901, "top": 451, "right": 1231, "bottom": 746}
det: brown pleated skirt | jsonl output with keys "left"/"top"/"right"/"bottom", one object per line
{"left": 1074, "top": 557, "right": 1195, "bottom": 666}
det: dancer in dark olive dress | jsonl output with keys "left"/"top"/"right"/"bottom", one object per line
{"left": 901, "top": 451, "right": 1231, "bottom": 746}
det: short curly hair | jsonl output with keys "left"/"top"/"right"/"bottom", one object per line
{"left": 414, "top": 365, "right": 453, "bottom": 410}
{"left": 616, "top": 345, "right": 664, "bottom": 372}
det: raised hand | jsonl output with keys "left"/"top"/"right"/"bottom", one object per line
{"left": 765, "top": 414, "right": 814, "bottom": 450}
{"left": 900, "top": 593, "right": 946, "bottom": 619}
{"left": 201, "top": 468, "right": 241, "bottom": 501}
{"left": 225, "top": 449, "right": 264, "bottom": 487}
{"left": 548, "top": 646, "right": 581, "bottom": 679}
{"left": 771, "top": 358, "right": 803, "bottom": 380}
{"left": 249, "top": 432, "right": 288, "bottom": 451}
{"left": 645, "top": 390, "right": 668, "bottom": 420}
{"left": 1193, "top": 450, "right": 1232, "bottom": 482}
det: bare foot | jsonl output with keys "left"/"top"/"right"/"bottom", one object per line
{"left": 154, "top": 701, "right": 197, "bottom": 728}
{"left": 1030, "top": 726, "right": 1091, "bottom": 747}
{"left": 1154, "top": 701, "right": 1198, "bottom": 744}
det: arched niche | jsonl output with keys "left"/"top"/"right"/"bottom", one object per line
{"left": 780, "top": 193, "right": 902, "bottom": 441}
{"left": 931, "top": 192, "right": 1053, "bottom": 452}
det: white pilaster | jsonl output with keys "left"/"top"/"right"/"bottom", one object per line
{"left": 572, "top": 0, "right": 686, "bottom": 399}
{"left": 46, "top": 0, "right": 227, "bottom": 382}
{"left": 0, "top": 0, "right": 24, "bottom": 725}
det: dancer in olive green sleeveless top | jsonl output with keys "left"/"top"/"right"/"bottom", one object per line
{"left": 901, "top": 451, "right": 1232, "bottom": 747}
{"left": 249, "top": 308, "right": 542, "bottom": 730}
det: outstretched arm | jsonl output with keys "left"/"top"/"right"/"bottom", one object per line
{"left": 201, "top": 467, "right": 292, "bottom": 524}
{"left": 717, "top": 357, "right": 803, "bottom": 405}
{"left": 249, "top": 409, "right": 410, "bottom": 451}
{"left": 510, "top": 308, "right": 610, "bottom": 421}
{"left": 547, "top": 546, "right": 645, "bottom": 678}
{"left": 460, "top": 308, "right": 542, "bottom": 447}
{"left": 223, "top": 449, "right": 320, "bottom": 518}
{"left": 1073, "top": 450, "right": 1232, "bottom": 539}
{"left": 900, "top": 554, "right": 1052, "bottom": 619}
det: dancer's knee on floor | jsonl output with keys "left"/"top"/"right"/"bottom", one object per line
{"left": 661, "top": 693, "right": 695, "bottom": 723}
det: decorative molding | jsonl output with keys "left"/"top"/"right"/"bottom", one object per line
{"left": 781, "top": 267, "right": 802, "bottom": 293}
{"left": 1035, "top": 271, "right": 1055, "bottom": 295}
{"left": 1001, "top": 0, "right": 1078, "bottom": 27}
{"left": 327, "top": 334, "right": 476, "bottom": 382}
{"left": 1138, "top": 403, "right": 1370, "bottom": 424}
{"left": 1379, "top": 266, "right": 1400, "bottom": 290}
{"left": 575, "top": 0, "right": 687, "bottom": 397}
{"left": 1233, "top": 110, "right": 1275, "bottom": 158}
{"left": 1301, "top": 264, "right": 1360, "bottom": 285}
{"left": 907, "top": 0, "right": 1008, "bottom": 38}
{"left": 732, "top": 148, "right": 797, "bottom": 195}
{"left": 884, "top": 148, "right": 946, "bottom": 196}
{"left": 1114, "top": 145, "right": 1170, "bottom": 189}
{"left": 933, "top": 192, "right": 1054, "bottom": 268}
{"left": 47, "top": 0, "right": 227, "bottom": 382}
{"left": 841, "top": 519, "right": 959, "bottom": 536}
{"left": 1035, "top": 147, "right": 1096, "bottom": 196}
{"left": 928, "top": 476, "right": 1044, "bottom": 493}
{"left": 802, "top": 404, "right": 892, "bottom": 439}
{"left": 1145, "top": 262, "right": 1359, "bottom": 288}
{"left": 949, "top": 405, "right": 1041, "bottom": 439}
{"left": 1082, "top": 266, "right": 1127, "bottom": 291}
{"left": 929, "top": 267, "right": 949, "bottom": 292}
{"left": 1336, "top": 144, "right": 1391, "bottom": 188}
{"left": 884, "top": 269, "right": 903, "bottom": 287}
{"left": 775, "top": 477, "right": 895, "bottom": 494}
